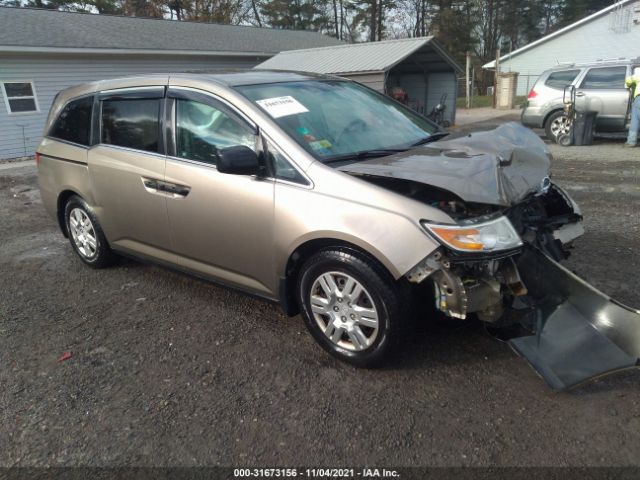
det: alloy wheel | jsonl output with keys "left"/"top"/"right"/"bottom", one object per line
{"left": 550, "top": 116, "right": 571, "bottom": 139}
{"left": 309, "top": 271, "right": 379, "bottom": 351}
{"left": 69, "top": 208, "right": 98, "bottom": 259}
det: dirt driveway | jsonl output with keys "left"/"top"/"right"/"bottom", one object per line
{"left": 1, "top": 131, "right": 639, "bottom": 468}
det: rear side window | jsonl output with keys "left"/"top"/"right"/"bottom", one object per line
{"left": 580, "top": 66, "right": 627, "bottom": 89}
{"left": 544, "top": 70, "right": 580, "bottom": 89}
{"left": 49, "top": 96, "right": 93, "bottom": 146}
{"left": 101, "top": 98, "right": 161, "bottom": 153}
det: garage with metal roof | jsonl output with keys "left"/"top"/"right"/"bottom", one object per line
{"left": 256, "top": 37, "right": 463, "bottom": 124}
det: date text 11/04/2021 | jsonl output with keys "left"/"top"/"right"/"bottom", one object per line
{"left": 233, "top": 468, "right": 400, "bottom": 478}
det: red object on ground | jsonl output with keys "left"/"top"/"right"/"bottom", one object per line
{"left": 58, "top": 351, "right": 72, "bottom": 362}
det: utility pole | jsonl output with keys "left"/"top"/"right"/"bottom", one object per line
{"left": 493, "top": 48, "right": 500, "bottom": 109}
{"left": 465, "top": 51, "right": 471, "bottom": 109}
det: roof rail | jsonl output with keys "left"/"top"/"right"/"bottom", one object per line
{"left": 593, "top": 57, "right": 630, "bottom": 63}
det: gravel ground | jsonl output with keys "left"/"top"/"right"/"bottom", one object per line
{"left": 1, "top": 122, "right": 639, "bottom": 469}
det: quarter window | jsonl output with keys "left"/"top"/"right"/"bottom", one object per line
{"left": 175, "top": 99, "right": 255, "bottom": 164}
{"left": 580, "top": 66, "right": 627, "bottom": 89}
{"left": 1, "top": 81, "right": 39, "bottom": 114}
{"left": 101, "top": 98, "right": 161, "bottom": 153}
{"left": 266, "top": 140, "right": 307, "bottom": 185}
{"left": 544, "top": 70, "right": 580, "bottom": 89}
{"left": 49, "top": 96, "right": 94, "bottom": 146}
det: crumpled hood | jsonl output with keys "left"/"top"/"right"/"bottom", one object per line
{"left": 338, "top": 122, "right": 552, "bottom": 207}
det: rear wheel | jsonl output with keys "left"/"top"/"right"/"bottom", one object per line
{"left": 64, "top": 195, "right": 115, "bottom": 268}
{"left": 545, "top": 110, "right": 571, "bottom": 142}
{"left": 297, "top": 249, "right": 406, "bottom": 367}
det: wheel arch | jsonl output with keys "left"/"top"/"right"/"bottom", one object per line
{"left": 279, "top": 236, "right": 398, "bottom": 317}
{"left": 57, "top": 189, "right": 83, "bottom": 237}
{"left": 543, "top": 108, "right": 565, "bottom": 130}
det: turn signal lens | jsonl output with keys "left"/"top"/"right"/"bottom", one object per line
{"left": 422, "top": 217, "right": 522, "bottom": 252}
{"left": 428, "top": 227, "right": 484, "bottom": 250}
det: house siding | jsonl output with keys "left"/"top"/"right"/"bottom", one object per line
{"left": 0, "top": 53, "right": 261, "bottom": 159}
{"left": 498, "top": 1, "right": 640, "bottom": 95}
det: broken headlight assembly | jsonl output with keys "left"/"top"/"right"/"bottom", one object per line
{"left": 422, "top": 216, "right": 523, "bottom": 253}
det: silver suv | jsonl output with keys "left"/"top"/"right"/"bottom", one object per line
{"left": 522, "top": 60, "right": 638, "bottom": 140}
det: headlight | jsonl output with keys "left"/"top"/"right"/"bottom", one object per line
{"left": 422, "top": 216, "right": 523, "bottom": 252}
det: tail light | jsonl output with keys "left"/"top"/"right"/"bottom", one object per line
{"left": 527, "top": 89, "right": 537, "bottom": 99}
{"left": 35, "top": 152, "right": 41, "bottom": 166}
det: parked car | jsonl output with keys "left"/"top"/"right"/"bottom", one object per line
{"left": 521, "top": 59, "right": 638, "bottom": 140}
{"left": 37, "top": 71, "right": 587, "bottom": 370}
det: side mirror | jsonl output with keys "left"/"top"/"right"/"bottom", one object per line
{"left": 217, "top": 145, "right": 260, "bottom": 175}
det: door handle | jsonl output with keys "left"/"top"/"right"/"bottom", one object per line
{"left": 142, "top": 178, "right": 160, "bottom": 191}
{"left": 142, "top": 177, "right": 190, "bottom": 197}
{"left": 159, "top": 181, "right": 191, "bottom": 197}
{"left": 575, "top": 92, "right": 585, "bottom": 97}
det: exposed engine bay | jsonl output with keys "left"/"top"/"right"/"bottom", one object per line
{"left": 401, "top": 182, "right": 583, "bottom": 324}
{"left": 339, "top": 123, "right": 640, "bottom": 390}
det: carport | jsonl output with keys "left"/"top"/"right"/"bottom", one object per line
{"left": 256, "top": 37, "right": 463, "bottom": 124}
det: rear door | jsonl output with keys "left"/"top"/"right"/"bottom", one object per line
{"left": 575, "top": 65, "right": 630, "bottom": 131}
{"left": 88, "top": 86, "right": 174, "bottom": 262}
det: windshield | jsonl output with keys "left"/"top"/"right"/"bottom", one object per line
{"left": 236, "top": 80, "right": 438, "bottom": 161}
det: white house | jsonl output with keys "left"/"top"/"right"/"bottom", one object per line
{"left": 0, "top": 7, "right": 342, "bottom": 159}
{"left": 483, "top": 0, "right": 640, "bottom": 95}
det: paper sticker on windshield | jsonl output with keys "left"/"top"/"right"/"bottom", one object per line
{"left": 256, "top": 96, "right": 309, "bottom": 118}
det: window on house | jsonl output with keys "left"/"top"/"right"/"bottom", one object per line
{"left": 49, "top": 96, "right": 94, "bottom": 146}
{"left": 1, "top": 81, "right": 39, "bottom": 114}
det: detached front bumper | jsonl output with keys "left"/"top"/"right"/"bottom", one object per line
{"left": 510, "top": 248, "right": 640, "bottom": 390}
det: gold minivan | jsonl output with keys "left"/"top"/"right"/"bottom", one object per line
{"left": 37, "top": 71, "right": 587, "bottom": 371}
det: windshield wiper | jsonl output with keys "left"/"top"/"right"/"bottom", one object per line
{"left": 411, "top": 131, "right": 450, "bottom": 146}
{"left": 323, "top": 148, "right": 407, "bottom": 164}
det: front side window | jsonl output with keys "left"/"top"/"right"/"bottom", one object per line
{"left": 544, "top": 70, "right": 580, "bottom": 89}
{"left": 101, "top": 98, "right": 161, "bottom": 153}
{"left": 49, "top": 96, "right": 93, "bottom": 146}
{"left": 236, "top": 80, "right": 438, "bottom": 161}
{"left": 580, "top": 66, "right": 627, "bottom": 89}
{"left": 175, "top": 99, "right": 255, "bottom": 164}
{"left": 1, "top": 81, "right": 39, "bottom": 114}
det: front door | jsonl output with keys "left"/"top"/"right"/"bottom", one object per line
{"left": 163, "top": 88, "right": 275, "bottom": 296}
{"left": 88, "top": 87, "right": 174, "bottom": 262}
{"left": 575, "top": 66, "right": 630, "bottom": 132}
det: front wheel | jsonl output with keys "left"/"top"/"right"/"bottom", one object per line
{"left": 297, "top": 249, "right": 407, "bottom": 367}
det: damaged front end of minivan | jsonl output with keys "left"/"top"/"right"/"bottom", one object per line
{"left": 340, "top": 123, "right": 640, "bottom": 390}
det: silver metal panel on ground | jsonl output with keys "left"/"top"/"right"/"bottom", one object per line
{"left": 511, "top": 248, "right": 640, "bottom": 391}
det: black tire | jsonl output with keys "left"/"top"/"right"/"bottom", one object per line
{"left": 64, "top": 195, "right": 115, "bottom": 269}
{"left": 544, "top": 110, "right": 568, "bottom": 142}
{"left": 297, "top": 248, "right": 407, "bottom": 368}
